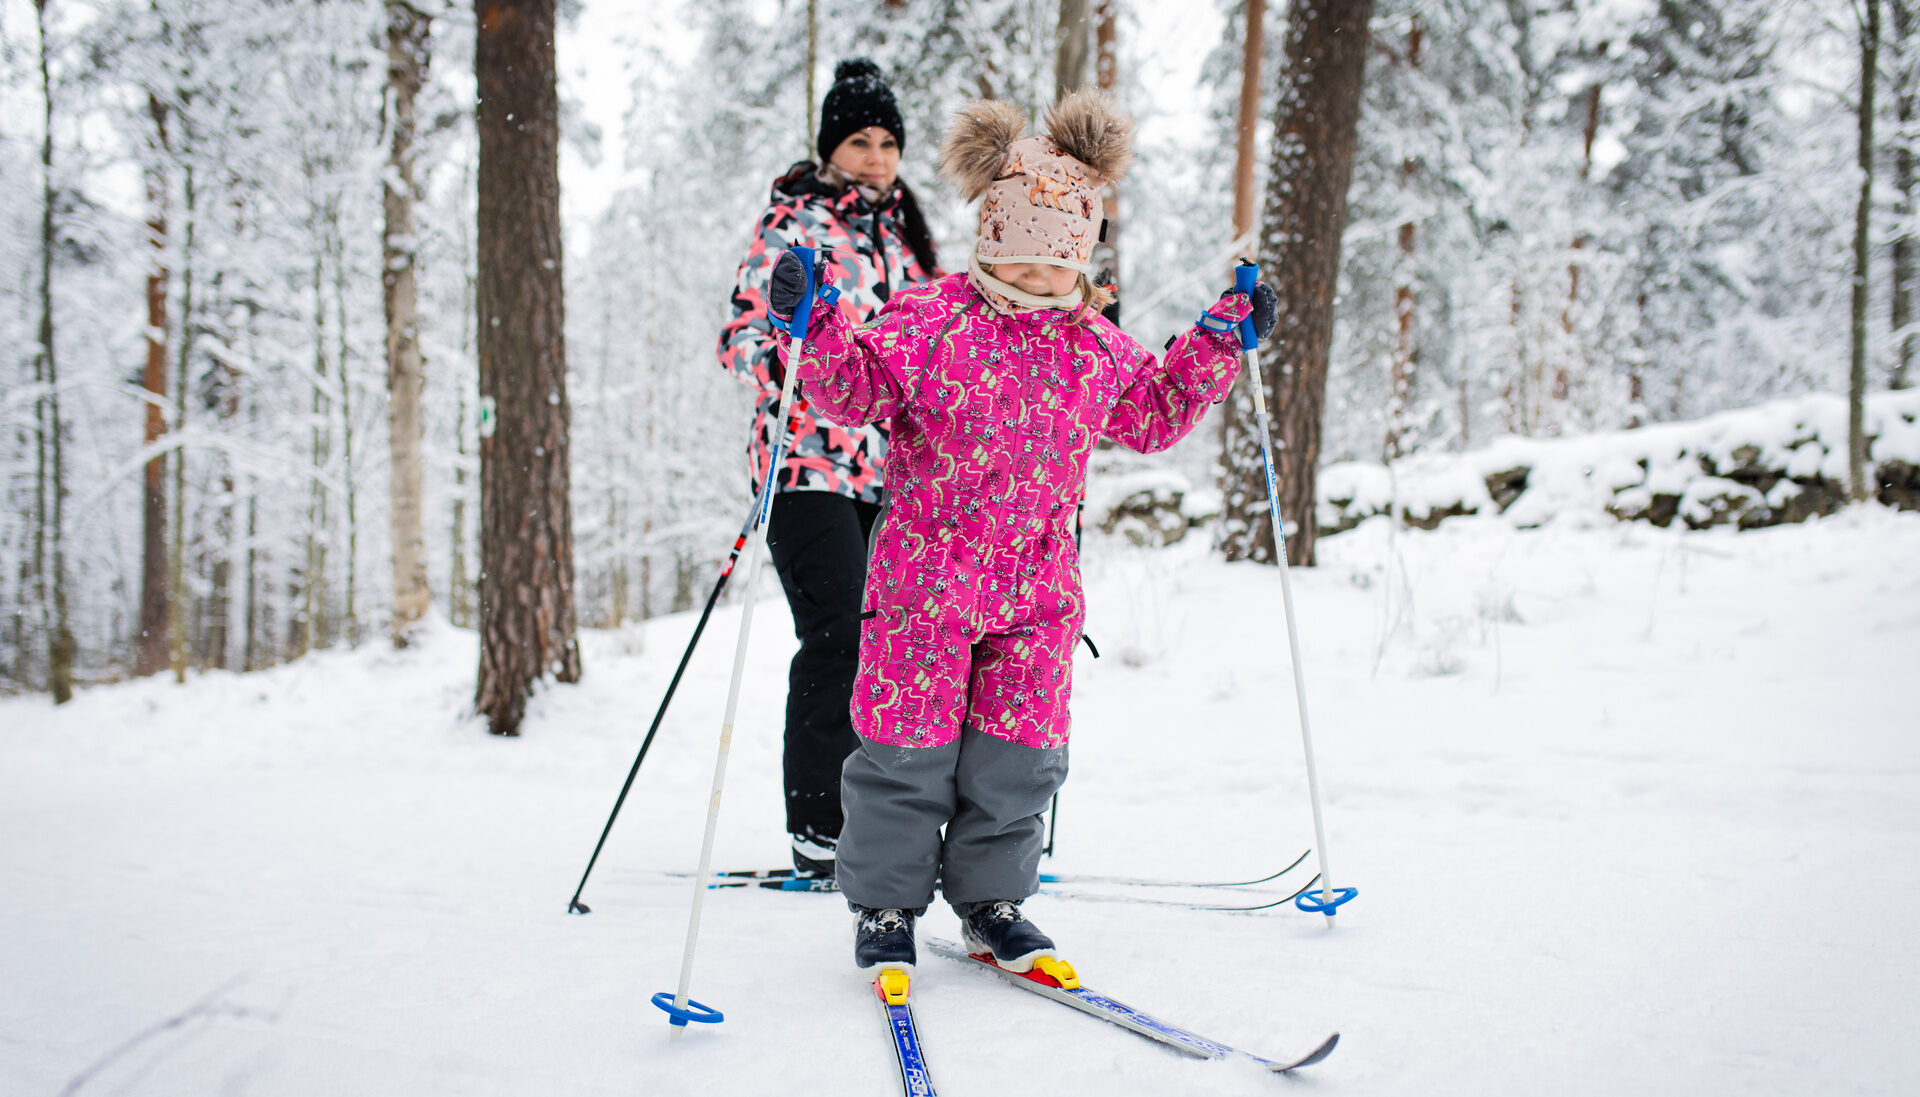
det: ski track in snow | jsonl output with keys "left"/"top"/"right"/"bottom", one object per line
{"left": 4, "top": 510, "right": 1918, "bottom": 1096}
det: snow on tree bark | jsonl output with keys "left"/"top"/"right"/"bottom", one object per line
{"left": 386, "top": 1, "right": 432, "bottom": 649}
{"left": 1853, "top": 0, "right": 1880, "bottom": 503}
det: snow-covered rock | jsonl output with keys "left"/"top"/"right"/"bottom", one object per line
{"left": 1321, "top": 389, "right": 1920, "bottom": 534}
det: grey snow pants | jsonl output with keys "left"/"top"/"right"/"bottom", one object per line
{"left": 835, "top": 725, "right": 1068, "bottom": 915}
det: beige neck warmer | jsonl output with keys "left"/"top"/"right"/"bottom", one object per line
{"left": 967, "top": 246, "right": 1085, "bottom": 317}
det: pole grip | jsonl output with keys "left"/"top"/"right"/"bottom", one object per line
{"left": 1234, "top": 260, "right": 1259, "bottom": 353}
{"left": 788, "top": 246, "right": 818, "bottom": 338}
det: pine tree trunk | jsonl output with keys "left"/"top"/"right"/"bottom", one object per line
{"left": 1089, "top": 0, "right": 1120, "bottom": 319}
{"left": 1221, "top": 0, "right": 1373, "bottom": 566}
{"left": 451, "top": 161, "right": 475, "bottom": 630}
{"left": 303, "top": 245, "right": 330, "bottom": 656}
{"left": 1054, "top": 0, "right": 1090, "bottom": 99}
{"left": 1232, "top": 0, "right": 1266, "bottom": 252}
{"left": 35, "top": 0, "right": 73, "bottom": 703}
{"left": 137, "top": 95, "right": 171, "bottom": 678}
{"left": 474, "top": 0, "right": 581, "bottom": 737}
{"left": 386, "top": 0, "right": 432, "bottom": 647}
{"left": 334, "top": 230, "right": 360, "bottom": 648}
{"left": 1852, "top": 0, "right": 1880, "bottom": 503}
{"left": 244, "top": 479, "right": 262, "bottom": 671}
{"left": 169, "top": 163, "right": 197, "bottom": 683}
{"left": 1386, "top": 16, "right": 1423, "bottom": 463}
{"left": 1892, "top": 0, "right": 1915, "bottom": 392}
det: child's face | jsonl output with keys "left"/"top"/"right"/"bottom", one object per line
{"left": 987, "top": 261, "right": 1079, "bottom": 299}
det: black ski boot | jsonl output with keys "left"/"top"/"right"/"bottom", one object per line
{"left": 853, "top": 906, "right": 917, "bottom": 973}
{"left": 960, "top": 899, "right": 1056, "bottom": 972}
{"left": 791, "top": 823, "right": 838, "bottom": 879}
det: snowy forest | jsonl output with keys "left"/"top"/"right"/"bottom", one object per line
{"left": 2, "top": 0, "right": 1914, "bottom": 715}
{"left": 6, "top": 4, "right": 1919, "bottom": 1094}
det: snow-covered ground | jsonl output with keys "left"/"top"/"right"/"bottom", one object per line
{"left": 5, "top": 507, "right": 1918, "bottom": 1096}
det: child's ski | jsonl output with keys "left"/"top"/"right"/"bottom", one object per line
{"left": 1038, "top": 848, "right": 1312, "bottom": 889}
{"left": 926, "top": 938, "right": 1338, "bottom": 1073}
{"left": 872, "top": 971, "right": 936, "bottom": 1096}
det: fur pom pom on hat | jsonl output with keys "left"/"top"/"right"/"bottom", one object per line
{"left": 938, "top": 89, "right": 1134, "bottom": 275}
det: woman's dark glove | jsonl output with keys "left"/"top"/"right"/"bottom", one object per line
{"left": 1245, "top": 280, "right": 1278, "bottom": 342}
{"left": 767, "top": 249, "right": 809, "bottom": 325}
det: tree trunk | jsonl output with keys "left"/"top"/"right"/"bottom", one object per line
{"left": 807, "top": 0, "right": 818, "bottom": 144}
{"left": 304, "top": 243, "right": 330, "bottom": 656}
{"left": 474, "top": 0, "right": 581, "bottom": 737}
{"left": 1852, "top": 0, "right": 1880, "bottom": 503}
{"left": 1893, "top": 0, "right": 1915, "bottom": 391}
{"left": 1089, "top": 0, "right": 1120, "bottom": 319}
{"left": 1054, "top": 0, "right": 1091, "bottom": 100}
{"left": 1221, "top": 0, "right": 1373, "bottom": 566}
{"left": 451, "top": 162, "right": 475, "bottom": 630}
{"left": 335, "top": 228, "right": 360, "bottom": 648}
{"left": 386, "top": 1, "right": 433, "bottom": 647}
{"left": 35, "top": 0, "right": 73, "bottom": 703}
{"left": 137, "top": 94, "right": 171, "bottom": 678}
{"left": 169, "top": 163, "right": 196, "bottom": 683}
{"left": 244, "top": 474, "right": 262, "bottom": 671}
{"left": 1386, "top": 15, "right": 1423, "bottom": 463}
{"left": 1232, "top": 0, "right": 1266, "bottom": 253}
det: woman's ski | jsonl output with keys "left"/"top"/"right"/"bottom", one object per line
{"left": 686, "top": 851, "right": 1311, "bottom": 892}
{"left": 926, "top": 938, "right": 1338, "bottom": 1073}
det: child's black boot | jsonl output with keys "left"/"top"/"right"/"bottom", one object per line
{"left": 959, "top": 899, "right": 1056, "bottom": 972}
{"left": 852, "top": 906, "right": 917, "bottom": 973}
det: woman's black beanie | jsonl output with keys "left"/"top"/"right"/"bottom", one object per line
{"left": 817, "top": 58, "right": 906, "bottom": 163}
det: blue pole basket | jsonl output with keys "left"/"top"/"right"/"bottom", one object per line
{"left": 1294, "top": 887, "right": 1358, "bottom": 915}
{"left": 651, "top": 991, "right": 725, "bottom": 1028}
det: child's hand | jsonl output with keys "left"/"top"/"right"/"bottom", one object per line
{"left": 1196, "top": 281, "right": 1278, "bottom": 344}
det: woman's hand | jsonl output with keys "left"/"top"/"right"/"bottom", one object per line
{"left": 767, "top": 249, "right": 810, "bottom": 324}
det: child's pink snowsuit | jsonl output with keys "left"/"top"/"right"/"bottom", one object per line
{"left": 786, "top": 271, "right": 1248, "bottom": 752}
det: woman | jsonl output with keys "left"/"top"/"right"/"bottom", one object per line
{"left": 717, "top": 58, "right": 940, "bottom": 878}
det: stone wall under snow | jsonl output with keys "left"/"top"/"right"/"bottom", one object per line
{"left": 1085, "top": 390, "right": 1920, "bottom": 545}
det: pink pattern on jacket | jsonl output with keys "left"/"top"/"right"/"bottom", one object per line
{"left": 783, "top": 272, "right": 1248, "bottom": 750}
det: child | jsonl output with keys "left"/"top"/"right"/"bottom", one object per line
{"left": 766, "top": 91, "right": 1277, "bottom": 978}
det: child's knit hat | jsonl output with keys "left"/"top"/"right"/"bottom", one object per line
{"left": 940, "top": 90, "right": 1133, "bottom": 310}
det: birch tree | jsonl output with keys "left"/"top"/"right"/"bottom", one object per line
{"left": 386, "top": 0, "right": 431, "bottom": 647}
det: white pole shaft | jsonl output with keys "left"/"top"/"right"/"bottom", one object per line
{"left": 669, "top": 525, "right": 768, "bottom": 1039}
{"left": 668, "top": 314, "right": 812, "bottom": 1035}
{"left": 1244, "top": 346, "right": 1339, "bottom": 926}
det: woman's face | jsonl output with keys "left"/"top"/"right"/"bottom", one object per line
{"left": 986, "top": 261, "right": 1079, "bottom": 299}
{"left": 829, "top": 126, "right": 901, "bottom": 191}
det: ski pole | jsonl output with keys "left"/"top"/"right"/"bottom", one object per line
{"left": 1234, "top": 260, "right": 1355, "bottom": 926}
{"left": 566, "top": 493, "right": 769, "bottom": 915}
{"left": 654, "top": 246, "right": 832, "bottom": 1040}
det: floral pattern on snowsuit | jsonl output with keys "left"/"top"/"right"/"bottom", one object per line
{"left": 784, "top": 272, "right": 1248, "bottom": 751}
{"left": 718, "top": 162, "right": 938, "bottom": 503}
